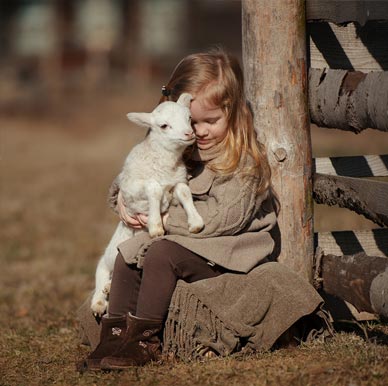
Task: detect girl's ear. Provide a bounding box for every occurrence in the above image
[176,93,193,108]
[126,112,152,128]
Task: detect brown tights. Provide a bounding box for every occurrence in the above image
[108,240,227,320]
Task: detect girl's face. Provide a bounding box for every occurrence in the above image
[190,96,228,151]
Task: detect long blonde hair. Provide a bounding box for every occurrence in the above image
[160,48,271,194]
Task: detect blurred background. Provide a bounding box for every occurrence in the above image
[0,0,242,117]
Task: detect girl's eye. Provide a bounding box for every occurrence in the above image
[160,124,168,129]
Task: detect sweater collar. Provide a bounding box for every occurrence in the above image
[191,143,224,162]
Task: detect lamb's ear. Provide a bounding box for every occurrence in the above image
[126,112,152,128]
[176,93,193,108]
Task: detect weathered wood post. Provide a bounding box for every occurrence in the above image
[242,0,313,281]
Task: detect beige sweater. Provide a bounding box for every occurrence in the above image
[108,149,277,273]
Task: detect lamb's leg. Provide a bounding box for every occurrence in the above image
[145,181,165,238]
[91,222,134,316]
[174,182,204,233]
[91,257,111,317]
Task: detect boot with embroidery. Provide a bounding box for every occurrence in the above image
[100,313,163,369]
[79,314,127,371]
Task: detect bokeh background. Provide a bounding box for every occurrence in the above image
[0,0,241,113]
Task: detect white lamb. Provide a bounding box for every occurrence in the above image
[91,93,204,316]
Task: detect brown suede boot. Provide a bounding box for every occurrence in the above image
[100,313,163,369]
[80,314,127,371]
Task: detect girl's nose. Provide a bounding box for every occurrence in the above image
[193,123,208,137]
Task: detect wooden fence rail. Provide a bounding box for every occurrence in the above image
[307,0,388,25]
[319,252,388,318]
[313,173,388,227]
[309,69,388,132]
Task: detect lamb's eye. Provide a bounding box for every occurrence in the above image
[160,124,168,129]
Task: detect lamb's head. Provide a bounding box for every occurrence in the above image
[126,93,195,149]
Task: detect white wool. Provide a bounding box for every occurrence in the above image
[91,93,204,316]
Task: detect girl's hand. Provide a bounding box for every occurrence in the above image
[162,212,169,228]
[118,191,148,229]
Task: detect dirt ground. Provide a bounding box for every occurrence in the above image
[1,88,387,386]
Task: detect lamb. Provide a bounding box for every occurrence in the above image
[91,93,204,316]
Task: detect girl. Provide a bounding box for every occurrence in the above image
[81,49,331,371]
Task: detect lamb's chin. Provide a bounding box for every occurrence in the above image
[177,138,195,146]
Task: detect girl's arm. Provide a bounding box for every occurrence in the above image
[108,179,148,230]
[107,176,120,214]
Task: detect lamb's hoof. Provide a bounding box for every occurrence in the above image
[148,224,165,238]
[91,299,108,317]
[189,218,204,233]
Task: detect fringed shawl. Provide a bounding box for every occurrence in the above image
[163,262,333,360]
[77,262,333,359]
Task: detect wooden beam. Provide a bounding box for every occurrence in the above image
[313,173,388,227]
[307,0,388,25]
[309,68,388,132]
[314,155,388,177]
[308,21,388,72]
[242,0,313,281]
[319,252,388,318]
[315,228,388,257]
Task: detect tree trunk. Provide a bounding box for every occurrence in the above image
[242,0,313,281]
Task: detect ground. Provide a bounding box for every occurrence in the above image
[1,88,387,386]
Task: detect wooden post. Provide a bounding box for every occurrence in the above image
[242,0,313,281]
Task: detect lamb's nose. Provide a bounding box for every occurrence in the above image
[185,131,195,139]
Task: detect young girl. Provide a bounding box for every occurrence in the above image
[81,49,331,371]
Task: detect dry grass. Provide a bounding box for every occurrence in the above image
[1,90,387,386]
